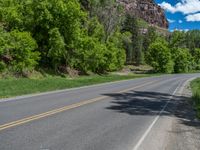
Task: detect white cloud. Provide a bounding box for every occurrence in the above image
[178,20,183,23]
[168,19,175,23]
[160,0,200,14]
[186,13,200,21]
[160,2,176,13]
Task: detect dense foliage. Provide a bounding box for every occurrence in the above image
[0,27,39,74]
[146,38,173,73]
[0,0,126,75]
[145,30,200,73]
[0,0,199,76]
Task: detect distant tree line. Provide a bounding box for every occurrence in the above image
[146,30,200,73]
[0,0,199,76]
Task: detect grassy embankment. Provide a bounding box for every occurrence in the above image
[191,78,200,118]
[0,73,156,99]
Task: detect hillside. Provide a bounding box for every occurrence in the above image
[117,0,168,29]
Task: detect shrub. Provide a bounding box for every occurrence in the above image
[146,39,173,73]
[105,31,126,71]
[9,30,40,73]
[193,48,200,69]
[48,28,66,71]
[172,48,193,73]
[72,36,107,74]
[0,61,6,72]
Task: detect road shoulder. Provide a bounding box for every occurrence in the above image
[166,80,200,150]
[136,78,200,150]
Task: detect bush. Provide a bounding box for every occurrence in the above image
[172,48,193,73]
[9,30,40,73]
[146,38,173,73]
[105,31,126,71]
[73,36,107,74]
[193,48,200,69]
[0,61,6,72]
[0,0,86,69]
[48,28,66,71]
[0,28,40,74]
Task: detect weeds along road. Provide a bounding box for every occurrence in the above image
[0,74,200,150]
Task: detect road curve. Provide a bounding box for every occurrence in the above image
[0,74,199,150]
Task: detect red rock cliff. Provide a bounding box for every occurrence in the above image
[117,0,169,28]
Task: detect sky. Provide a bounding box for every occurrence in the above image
[155,0,200,31]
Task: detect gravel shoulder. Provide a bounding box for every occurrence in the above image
[166,81,200,150]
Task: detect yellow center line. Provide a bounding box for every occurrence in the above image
[0,80,158,132]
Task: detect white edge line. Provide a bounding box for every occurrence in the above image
[0,75,163,103]
[132,77,195,150]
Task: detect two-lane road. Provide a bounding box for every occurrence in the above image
[0,74,199,150]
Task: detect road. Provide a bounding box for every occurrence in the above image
[0,74,199,150]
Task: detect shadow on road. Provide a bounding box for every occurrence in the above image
[104,90,200,129]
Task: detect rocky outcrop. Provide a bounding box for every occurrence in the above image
[117,0,168,29]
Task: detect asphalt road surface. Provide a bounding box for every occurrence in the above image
[0,74,200,150]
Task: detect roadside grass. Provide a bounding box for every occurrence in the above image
[191,78,200,118]
[0,74,155,99]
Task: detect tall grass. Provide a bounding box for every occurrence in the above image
[191,78,200,118]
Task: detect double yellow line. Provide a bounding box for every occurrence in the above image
[0,80,157,132]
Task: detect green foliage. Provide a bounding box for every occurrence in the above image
[0,61,6,72]
[143,27,158,53]
[0,27,39,73]
[0,74,151,98]
[86,17,105,41]
[186,30,200,54]
[0,0,199,76]
[168,30,200,72]
[9,30,39,72]
[194,48,200,62]
[88,0,125,40]
[193,48,200,70]
[121,32,132,64]
[172,48,192,73]
[0,0,127,75]
[106,31,126,71]
[191,79,200,118]
[48,28,66,70]
[0,0,86,66]
[146,38,173,73]
[169,31,186,48]
[123,15,144,65]
[73,36,107,73]
[72,29,126,73]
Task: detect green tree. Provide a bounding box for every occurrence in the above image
[0,0,86,68]
[185,30,200,55]
[123,15,144,65]
[48,28,66,71]
[193,48,200,70]
[169,31,186,48]
[172,48,192,73]
[143,26,158,53]
[0,27,9,72]
[146,38,173,73]
[88,0,125,40]
[106,30,126,71]
[0,27,39,73]
[9,30,40,73]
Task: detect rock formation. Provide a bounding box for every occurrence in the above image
[117,0,169,29]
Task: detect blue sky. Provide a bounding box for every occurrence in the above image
[155,0,200,31]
